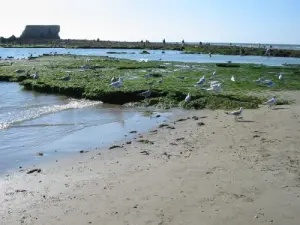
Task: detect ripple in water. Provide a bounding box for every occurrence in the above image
[0,99,101,130]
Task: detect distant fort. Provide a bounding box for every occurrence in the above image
[20,25,60,40]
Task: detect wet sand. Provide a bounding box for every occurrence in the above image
[1,101,300,225]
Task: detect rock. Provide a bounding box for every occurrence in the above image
[126,141,132,144]
[137,139,154,144]
[192,116,199,120]
[253,135,260,138]
[129,130,137,134]
[176,118,189,122]
[175,137,185,141]
[109,145,122,150]
[140,50,150,54]
[15,69,25,73]
[197,122,205,126]
[26,168,42,174]
[156,115,161,118]
[79,150,89,154]
[15,189,27,193]
[159,124,169,128]
[140,150,150,155]
[20,25,60,40]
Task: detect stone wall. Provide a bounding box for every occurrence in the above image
[20,25,60,40]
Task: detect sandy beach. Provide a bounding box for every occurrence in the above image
[1,94,300,225]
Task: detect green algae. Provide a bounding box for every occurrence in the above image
[0,55,298,110]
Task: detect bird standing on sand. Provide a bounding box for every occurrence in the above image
[185,93,191,103]
[231,75,235,82]
[264,96,276,108]
[110,77,123,88]
[227,107,243,120]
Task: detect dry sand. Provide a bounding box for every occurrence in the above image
[1,99,300,225]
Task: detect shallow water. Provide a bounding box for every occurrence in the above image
[0,83,172,173]
[0,48,300,66]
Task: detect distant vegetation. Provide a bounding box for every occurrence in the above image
[0,38,300,58]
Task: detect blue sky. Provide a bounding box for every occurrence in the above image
[1,0,299,44]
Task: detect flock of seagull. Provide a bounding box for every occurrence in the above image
[17,57,281,121]
[108,67,278,121]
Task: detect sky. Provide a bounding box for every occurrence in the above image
[1,0,299,44]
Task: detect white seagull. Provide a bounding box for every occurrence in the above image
[139,90,151,98]
[196,76,205,85]
[228,107,243,120]
[110,77,123,88]
[231,75,235,82]
[30,72,39,79]
[212,71,216,77]
[278,73,283,80]
[185,93,191,103]
[264,96,276,108]
[206,83,222,92]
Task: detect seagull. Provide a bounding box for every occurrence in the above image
[263,80,274,86]
[196,76,205,85]
[227,107,243,120]
[60,74,71,81]
[185,93,191,103]
[278,73,283,80]
[231,75,235,82]
[110,77,123,88]
[209,80,220,86]
[30,72,39,79]
[111,77,118,82]
[139,90,151,98]
[255,77,264,84]
[212,71,216,77]
[15,69,25,73]
[264,96,276,108]
[209,52,212,57]
[207,83,222,92]
[144,74,152,78]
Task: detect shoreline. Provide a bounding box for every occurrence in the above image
[1,102,300,224]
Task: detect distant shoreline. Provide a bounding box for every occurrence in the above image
[1,40,300,58]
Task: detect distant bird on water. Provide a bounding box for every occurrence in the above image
[110,77,123,88]
[185,93,191,103]
[264,96,276,108]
